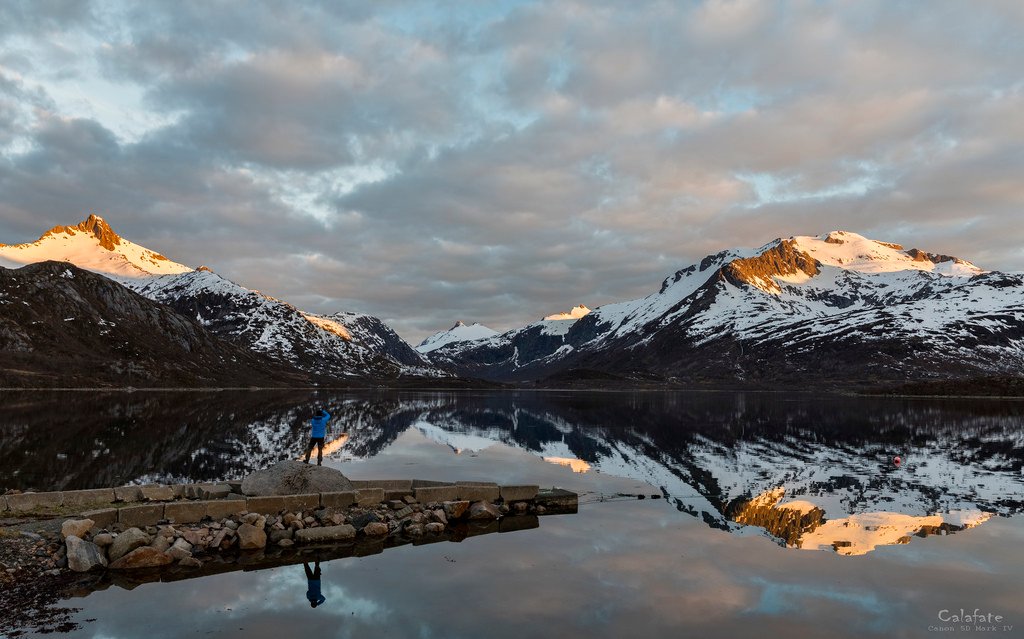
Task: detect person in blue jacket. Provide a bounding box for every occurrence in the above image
[304,408,331,465]
[304,558,326,608]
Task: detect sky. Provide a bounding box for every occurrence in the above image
[0,0,1022,344]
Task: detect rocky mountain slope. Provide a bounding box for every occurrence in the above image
[424,231,1024,387]
[127,270,432,380]
[1,216,439,381]
[0,262,309,387]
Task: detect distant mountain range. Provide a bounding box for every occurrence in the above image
[419,231,1024,388]
[2,217,1022,388]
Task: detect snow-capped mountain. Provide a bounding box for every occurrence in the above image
[416,321,499,354]
[0,214,192,277]
[1,216,439,380]
[424,231,1024,386]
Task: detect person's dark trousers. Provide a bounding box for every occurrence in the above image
[304,437,325,464]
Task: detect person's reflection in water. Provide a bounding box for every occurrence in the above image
[304,557,326,608]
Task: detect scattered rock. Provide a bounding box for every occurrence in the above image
[157,525,176,538]
[468,501,501,520]
[108,546,174,570]
[179,557,203,568]
[442,501,470,520]
[151,536,172,553]
[209,529,229,549]
[60,519,95,540]
[92,533,114,548]
[108,528,151,562]
[425,522,445,534]
[363,522,389,536]
[349,512,380,531]
[240,460,354,496]
[393,506,413,519]
[237,523,267,550]
[294,524,356,543]
[167,538,193,560]
[269,529,293,544]
[277,539,294,547]
[181,528,208,546]
[65,536,107,572]
[513,502,528,514]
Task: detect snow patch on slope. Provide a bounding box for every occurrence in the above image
[544,305,591,321]
[303,314,353,341]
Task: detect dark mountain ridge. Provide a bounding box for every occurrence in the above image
[0,261,311,388]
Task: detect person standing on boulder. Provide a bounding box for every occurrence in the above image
[304,408,331,466]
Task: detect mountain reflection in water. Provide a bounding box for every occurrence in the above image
[2,390,1021,555]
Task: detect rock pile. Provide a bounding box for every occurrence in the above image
[58,495,535,572]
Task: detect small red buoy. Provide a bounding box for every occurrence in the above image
[894,456,902,466]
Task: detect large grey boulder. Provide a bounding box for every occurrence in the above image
[241,460,354,496]
[65,535,107,572]
[108,527,151,562]
[468,501,502,520]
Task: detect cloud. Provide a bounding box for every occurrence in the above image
[1,0,1023,342]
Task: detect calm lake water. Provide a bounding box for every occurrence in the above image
[2,390,1023,638]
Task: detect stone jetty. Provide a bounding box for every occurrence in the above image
[0,462,578,583]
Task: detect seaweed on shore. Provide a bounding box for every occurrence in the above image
[0,568,86,636]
